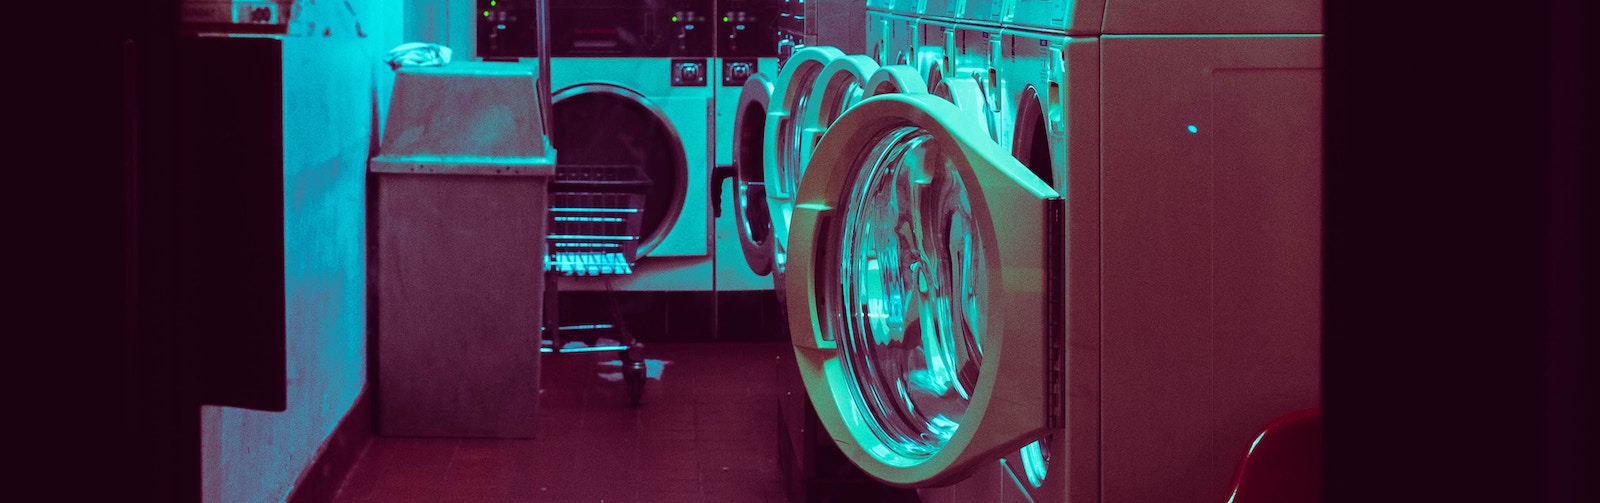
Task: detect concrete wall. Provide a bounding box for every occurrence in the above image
[200,1,402,502]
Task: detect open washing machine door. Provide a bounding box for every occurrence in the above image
[550,83,690,259]
[785,93,1065,487]
[732,73,777,276]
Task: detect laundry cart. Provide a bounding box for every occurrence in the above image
[543,162,652,406]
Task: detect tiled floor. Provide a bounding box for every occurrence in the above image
[332,342,791,503]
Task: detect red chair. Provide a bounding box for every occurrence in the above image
[1223,408,1322,503]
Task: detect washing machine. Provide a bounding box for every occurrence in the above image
[786,1,1325,502]
[714,0,783,292]
[729,72,780,279]
[863,64,931,98]
[517,0,721,293]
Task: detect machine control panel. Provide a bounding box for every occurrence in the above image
[721,59,760,86]
[479,0,717,58]
[672,58,709,86]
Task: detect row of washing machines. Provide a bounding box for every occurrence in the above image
[725,0,1326,502]
[513,0,1325,499]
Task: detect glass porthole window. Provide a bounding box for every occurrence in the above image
[826,125,989,462]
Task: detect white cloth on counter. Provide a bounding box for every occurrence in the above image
[384,43,453,70]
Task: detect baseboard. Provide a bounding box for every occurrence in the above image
[285,387,372,503]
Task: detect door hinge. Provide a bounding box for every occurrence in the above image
[1044,197,1067,429]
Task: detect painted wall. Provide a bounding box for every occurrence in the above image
[201,1,402,502]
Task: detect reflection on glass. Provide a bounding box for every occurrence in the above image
[1021,439,1047,488]
[831,126,987,461]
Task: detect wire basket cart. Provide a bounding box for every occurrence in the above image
[543,163,652,406]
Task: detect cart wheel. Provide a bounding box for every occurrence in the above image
[624,360,646,407]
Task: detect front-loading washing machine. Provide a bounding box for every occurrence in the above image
[863,64,931,97]
[786,91,1064,488]
[786,1,1325,502]
[991,27,1097,190]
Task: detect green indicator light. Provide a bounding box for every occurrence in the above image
[490,0,496,5]
[723,16,730,22]
[671,15,678,22]
[483,10,490,17]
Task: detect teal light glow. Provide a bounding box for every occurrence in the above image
[1021,440,1047,487]
[1187,124,1199,134]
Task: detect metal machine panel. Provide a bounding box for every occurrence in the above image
[1102,0,1321,34]
[1099,34,1322,502]
[807,0,867,53]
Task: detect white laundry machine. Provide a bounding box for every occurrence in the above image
[863,64,930,97]
[787,1,1325,502]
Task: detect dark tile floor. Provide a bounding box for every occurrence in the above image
[332,342,791,503]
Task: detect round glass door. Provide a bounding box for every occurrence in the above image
[786,93,1060,486]
[550,84,687,257]
[733,73,776,275]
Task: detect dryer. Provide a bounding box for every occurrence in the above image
[786,1,1325,502]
